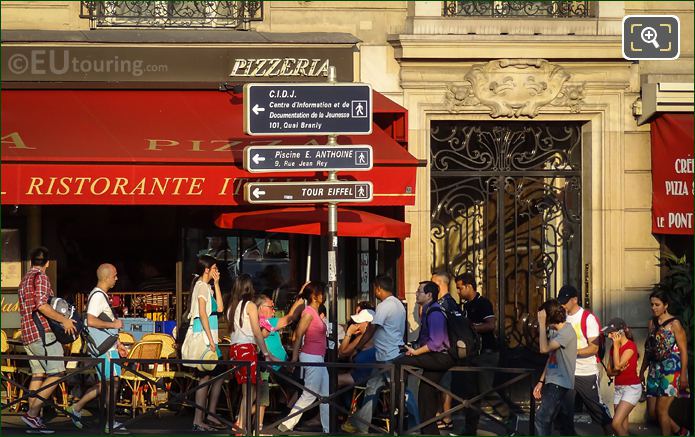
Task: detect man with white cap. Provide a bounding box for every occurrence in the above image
[338,308,377,387]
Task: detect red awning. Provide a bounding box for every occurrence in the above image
[215,206,411,239]
[1,90,417,206]
[650,113,694,235]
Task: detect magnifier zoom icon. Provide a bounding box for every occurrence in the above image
[640,26,660,48]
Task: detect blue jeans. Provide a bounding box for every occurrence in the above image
[349,359,423,432]
[535,383,570,436]
[349,362,392,432]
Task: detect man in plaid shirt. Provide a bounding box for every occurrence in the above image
[18,247,76,433]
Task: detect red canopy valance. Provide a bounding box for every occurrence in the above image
[215,206,410,239]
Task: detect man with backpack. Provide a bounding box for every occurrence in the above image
[431,271,459,430]
[453,272,504,434]
[557,284,613,435]
[67,263,127,433]
[18,247,76,433]
[396,281,454,435]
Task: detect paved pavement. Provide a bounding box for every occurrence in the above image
[1,409,662,436]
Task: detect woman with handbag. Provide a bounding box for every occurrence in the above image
[639,290,690,436]
[184,255,225,432]
[227,274,278,433]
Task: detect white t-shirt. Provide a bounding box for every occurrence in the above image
[87,287,117,352]
[565,307,599,376]
[87,287,115,322]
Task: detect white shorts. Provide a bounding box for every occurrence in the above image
[614,384,642,406]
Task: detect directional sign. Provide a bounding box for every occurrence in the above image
[243,145,373,173]
[243,83,373,135]
[244,181,373,204]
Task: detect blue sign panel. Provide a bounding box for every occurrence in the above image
[243,83,372,135]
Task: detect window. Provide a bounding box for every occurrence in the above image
[184,229,290,295]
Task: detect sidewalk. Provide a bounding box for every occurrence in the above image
[1,410,663,436]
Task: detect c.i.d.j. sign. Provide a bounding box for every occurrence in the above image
[243,83,372,135]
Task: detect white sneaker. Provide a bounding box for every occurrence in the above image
[106,421,130,434]
[66,406,83,430]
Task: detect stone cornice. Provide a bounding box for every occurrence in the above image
[389,34,623,60]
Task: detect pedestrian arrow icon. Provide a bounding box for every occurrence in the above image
[251,154,266,165]
[252,187,266,199]
[252,104,266,115]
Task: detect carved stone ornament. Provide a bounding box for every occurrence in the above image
[444,59,586,118]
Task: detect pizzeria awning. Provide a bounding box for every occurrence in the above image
[650,113,694,235]
[1,90,417,206]
[215,206,410,239]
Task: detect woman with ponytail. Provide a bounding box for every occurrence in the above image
[227,274,278,432]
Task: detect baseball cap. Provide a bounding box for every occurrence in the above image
[602,318,627,334]
[351,309,375,324]
[557,285,578,304]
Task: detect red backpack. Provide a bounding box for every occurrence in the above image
[579,309,606,363]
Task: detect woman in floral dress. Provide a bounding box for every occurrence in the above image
[640,290,690,436]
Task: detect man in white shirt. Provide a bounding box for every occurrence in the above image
[67,264,128,433]
[556,285,613,435]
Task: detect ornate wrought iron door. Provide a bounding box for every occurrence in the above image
[431,121,582,348]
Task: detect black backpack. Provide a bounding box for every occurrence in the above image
[28,271,84,346]
[32,296,84,346]
[427,305,481,362]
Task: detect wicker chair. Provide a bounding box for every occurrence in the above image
[118,340,163,417]
[118,331,136,345]
[1,330,21,411]
[140,333,178,407]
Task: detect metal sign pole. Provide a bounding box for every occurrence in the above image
[326,66,339,434]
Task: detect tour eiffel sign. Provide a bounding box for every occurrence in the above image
[244,181,373,204]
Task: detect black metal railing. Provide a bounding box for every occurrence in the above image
[80,1,263,29]
[443,1,594,17]
[107,357,252,435]
[398,365,536,435]
[1,355,107,431]
[2,355,537,435]
[256,361,396,436]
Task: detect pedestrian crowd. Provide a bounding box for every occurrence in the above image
[11,247,692,435]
